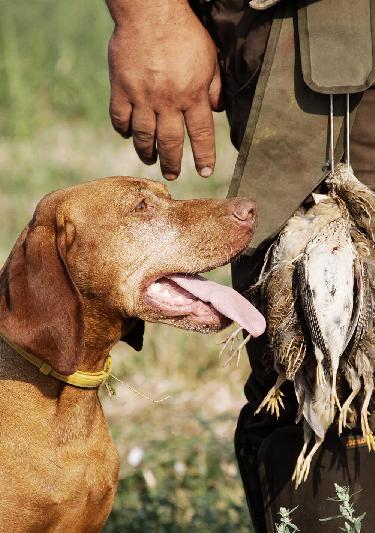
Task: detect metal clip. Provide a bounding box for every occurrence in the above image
[328,93,350,174]
[329,94,335,173]
[345,93,350,168]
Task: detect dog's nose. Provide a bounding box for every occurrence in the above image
[231,198,257,226]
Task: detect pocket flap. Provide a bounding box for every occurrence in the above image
[298,0,375,94]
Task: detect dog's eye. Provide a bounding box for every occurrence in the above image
[135,200,147,212]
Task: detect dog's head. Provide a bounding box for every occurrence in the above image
[0,177,257,375]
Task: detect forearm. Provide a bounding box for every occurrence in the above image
[106,0,192,27]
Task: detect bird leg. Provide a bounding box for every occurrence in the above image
[330,368,341,419]
[339,366,361,434]
[292,423,313,488]
[338,383,361,434]
[219,327,251,367]
[254,373,286,419]
[223,333,251,367]
[360,380,375,452]
[292,443,308,486]
[293,431,323,489]
[316,360,326,388]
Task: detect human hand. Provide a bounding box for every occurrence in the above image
[106,0,222,180]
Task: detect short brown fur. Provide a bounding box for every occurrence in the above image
[0,176,256,531]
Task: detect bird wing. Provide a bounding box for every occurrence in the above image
[297,253,328,357]
[298,219,355,366]
[344,258,369,359]
[294,369,326,439]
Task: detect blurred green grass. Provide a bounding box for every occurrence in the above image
[0,2,253,531]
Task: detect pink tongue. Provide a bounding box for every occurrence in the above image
[167,274,266,337]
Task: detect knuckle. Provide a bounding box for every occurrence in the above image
[133,129,155,143]
[189,125,212,141]
[110,111,130,132]
[157,135,183,151]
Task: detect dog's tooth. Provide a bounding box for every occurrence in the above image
[151,282,163,294]
[148,284,157,294]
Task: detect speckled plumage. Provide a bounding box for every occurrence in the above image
[263,264,306,380]
[328,163,375,241]
[339,229,375,450]
[254,197,342,419]
[252,177,375,486]
[298,218,356,415]
[270,195,342,268]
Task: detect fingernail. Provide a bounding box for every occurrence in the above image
[163,173,177,181]
[200,167,213,177]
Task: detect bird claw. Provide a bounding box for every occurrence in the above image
[292,439,322,488]
[330,390,341,420]
[361,409,374,450]
[365,432,375,453]
[338,405,353,435]
[255,387,285,419]
[219,329,251,367]
[218,327,242,358]
[292,451,312,489]
[361,411,375,452]
[292,451,304,483]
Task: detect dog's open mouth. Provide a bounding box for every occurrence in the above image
[145,273,266,337]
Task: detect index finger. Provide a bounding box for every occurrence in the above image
[184,100,215,177]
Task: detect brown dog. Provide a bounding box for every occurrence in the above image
[0,176,259,532]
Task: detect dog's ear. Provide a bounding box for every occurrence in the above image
[121,319,144,351]
[0,209,85,375]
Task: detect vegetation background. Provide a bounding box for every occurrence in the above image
[0,1,254,531]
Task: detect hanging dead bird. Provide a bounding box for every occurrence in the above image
[350,336,375,452]
[255,263,306,418]
[338,228,375,451]
[250,173,375,485]
[254,195,344,418]
[350,226,375,290]
[357,333,375,452]
[293,356,337,487]
[327,163,375,242]
[297,218,357,418]
[340,323,375,453]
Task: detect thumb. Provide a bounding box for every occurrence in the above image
[208,63,224,112]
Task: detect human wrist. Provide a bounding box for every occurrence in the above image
[106,0,191,28]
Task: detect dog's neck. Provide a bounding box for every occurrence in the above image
[79,301,124,372]
[0,335,111,449]
[0,304,131,393]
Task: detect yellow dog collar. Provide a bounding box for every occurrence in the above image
[0,331,112,389]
